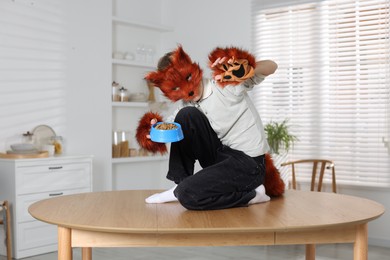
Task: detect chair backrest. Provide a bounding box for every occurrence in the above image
[1,200,7,224]
[1,200,13,260]
[0,200,4,223]
[281,159,337,193]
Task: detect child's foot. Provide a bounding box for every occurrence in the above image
[145,185,178,203]
[248,185,270,205]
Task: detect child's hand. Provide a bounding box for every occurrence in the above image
[210,57,227,68]
[211,57,228,81]
[136,111,167,154]
[146,118,158,139]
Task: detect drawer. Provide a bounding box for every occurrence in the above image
[17,220,57,251]
[16,162,91,195]
[17,188,91,223]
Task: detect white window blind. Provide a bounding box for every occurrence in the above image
[251,0,390,187]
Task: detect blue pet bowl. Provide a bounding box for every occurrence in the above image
[150,122,184,143]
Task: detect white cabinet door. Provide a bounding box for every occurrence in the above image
[17,188,91,223]
[0,155,93,259]
[16,162,91,195]
[16,221,57,255]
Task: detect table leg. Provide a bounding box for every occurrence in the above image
[82,247,92,260]
[58,226,72,260]
[305,244,316,260]
[354,223,368,260]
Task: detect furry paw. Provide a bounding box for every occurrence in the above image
[208,47,256,87]
[136,112,167,154]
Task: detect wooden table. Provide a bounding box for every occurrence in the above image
[28,190,384,260]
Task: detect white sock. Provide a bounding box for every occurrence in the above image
[145,185,178,204]
[248,185,270,205]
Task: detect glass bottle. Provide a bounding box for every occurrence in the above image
[51,136,64,155]
[112,81,120,102]
[119,87,129,102]
[22,131,34,144]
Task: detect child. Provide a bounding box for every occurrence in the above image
[139,45,280,210]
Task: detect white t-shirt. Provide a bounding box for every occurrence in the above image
[169,75,270,157]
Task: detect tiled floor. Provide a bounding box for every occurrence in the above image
[2,244,390,260]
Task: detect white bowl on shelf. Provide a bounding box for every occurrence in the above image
[10,143,37,152]
[130,93,148,102]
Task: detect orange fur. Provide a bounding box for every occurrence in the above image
[145,45,203,102]
[208,47,256,87]
[138,46,202,156]
[264,153,285,197]
[136,112,167,155]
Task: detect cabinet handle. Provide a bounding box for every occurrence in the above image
[48,166,63,170]
[49,192,64,197]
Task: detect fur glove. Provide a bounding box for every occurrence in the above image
[208,47,256,87]
[136,112,167,155]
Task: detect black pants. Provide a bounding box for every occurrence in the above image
[167,107,265,210]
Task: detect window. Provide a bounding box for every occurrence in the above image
[252,0,390,187]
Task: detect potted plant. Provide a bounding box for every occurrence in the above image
[264,119,298,155]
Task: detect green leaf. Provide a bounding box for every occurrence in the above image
[264,119,298,154]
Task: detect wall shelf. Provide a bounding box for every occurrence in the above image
[112,16,174,32]
[111,2,174,190]
[112,101,149,108]
[112,155,168,164]
[112,58,156,69]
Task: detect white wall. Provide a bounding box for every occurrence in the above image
[0,0,69,150]
[161,0,252,76]
[0,0,111,192]
[63,0,111,191]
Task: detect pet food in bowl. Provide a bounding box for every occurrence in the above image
[150,122,184,143]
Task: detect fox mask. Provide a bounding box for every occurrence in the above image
[145,45,203,102]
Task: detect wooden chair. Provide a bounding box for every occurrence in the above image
[0,200,12,260]
[281,159,337,193]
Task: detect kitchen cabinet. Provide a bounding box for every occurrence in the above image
[0,155,92,259]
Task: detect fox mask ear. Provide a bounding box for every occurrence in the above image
[145,71,165,88]
[145,45,201,89]
[170,45,194,69]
